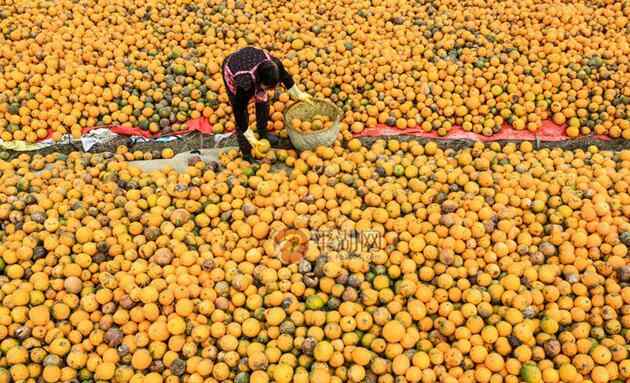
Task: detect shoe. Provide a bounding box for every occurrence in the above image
[266,133,282,147]
[259,132,283,147]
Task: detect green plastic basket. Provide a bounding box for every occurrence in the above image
[283,98,342,151]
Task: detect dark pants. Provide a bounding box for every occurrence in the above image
[222,60,270,156]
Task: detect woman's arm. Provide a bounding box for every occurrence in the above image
[273,57,312,103]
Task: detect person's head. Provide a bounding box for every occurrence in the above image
[257,60,280,89]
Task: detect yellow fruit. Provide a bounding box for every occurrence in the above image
[273,363,294,383]
[382,320,405,343]
[265,307,286,326]
[94,363,115,380]
[167,316,186,335]
[131,349,152,370]
[314,341,334,362]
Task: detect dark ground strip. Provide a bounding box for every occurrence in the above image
[3,132,630,161]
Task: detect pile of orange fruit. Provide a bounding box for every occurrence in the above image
[0,0,628,143]
[291,115,334,133]
[0,139,629,383]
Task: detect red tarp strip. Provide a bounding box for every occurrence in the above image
[355,119,610,142]
[38,117,609,143]
[36,118,215,141]
[82,118,215,139]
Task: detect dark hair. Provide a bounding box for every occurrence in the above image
[257,60,280,87]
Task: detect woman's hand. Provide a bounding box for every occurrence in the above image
[288,85,314,104]
[244,128,260,147]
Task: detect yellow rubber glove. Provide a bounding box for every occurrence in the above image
[244,128,260,148]
[288,85,314,105]
[244,128,271,158]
